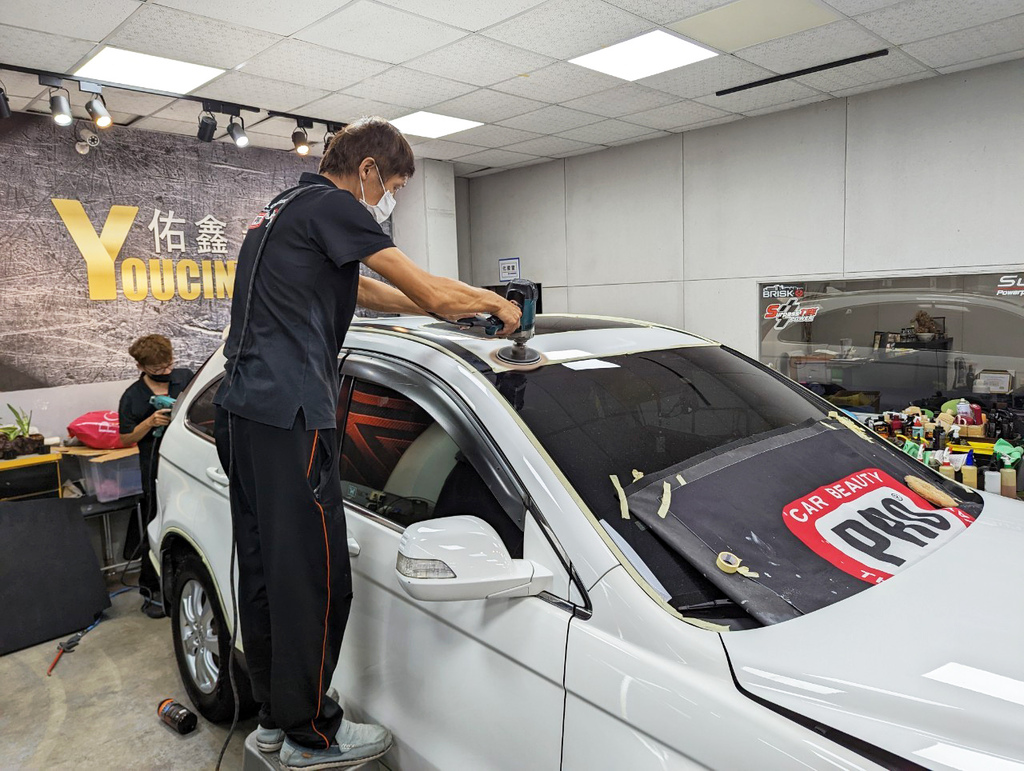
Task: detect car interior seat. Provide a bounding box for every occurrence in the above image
[383,422,460,507]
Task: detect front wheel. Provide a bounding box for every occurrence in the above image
[170,553,256,722]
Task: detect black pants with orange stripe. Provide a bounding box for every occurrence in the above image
[225,410,353,749]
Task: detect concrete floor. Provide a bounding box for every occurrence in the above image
[0,580,259,770]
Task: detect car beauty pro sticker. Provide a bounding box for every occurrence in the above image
[783,468,974,584]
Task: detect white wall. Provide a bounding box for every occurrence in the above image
[464,60,1024,356]
[3,379,133,439]
[392,158,459,278]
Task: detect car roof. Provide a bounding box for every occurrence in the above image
[348,313,716,374]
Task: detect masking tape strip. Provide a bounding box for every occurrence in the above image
[610,474,629,520]
[657,481,671,519]
[676,474,686,486]
[632,469,645,482]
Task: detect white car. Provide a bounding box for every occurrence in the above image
[152,314,1024,770]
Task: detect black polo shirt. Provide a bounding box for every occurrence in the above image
[216,172,395,430]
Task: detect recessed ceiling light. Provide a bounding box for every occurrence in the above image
[390,111,482,139]
[569,30,717,81]
[74,47,224,94]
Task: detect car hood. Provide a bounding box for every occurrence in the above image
[721,492,1024,770]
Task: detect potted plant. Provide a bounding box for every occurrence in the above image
[1,405,45,457]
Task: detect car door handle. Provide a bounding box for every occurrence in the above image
[206,467,229,486]
[348,537,360,557]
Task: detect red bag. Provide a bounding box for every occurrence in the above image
[67,411,125,450]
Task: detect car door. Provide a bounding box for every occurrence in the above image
[330,353,572,771]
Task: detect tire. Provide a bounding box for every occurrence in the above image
[170,552,256,722]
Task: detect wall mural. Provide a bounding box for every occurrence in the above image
[0,113,390,392]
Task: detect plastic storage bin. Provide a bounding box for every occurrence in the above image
[78,454,143,502]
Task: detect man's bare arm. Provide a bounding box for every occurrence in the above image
[357,275,423,314]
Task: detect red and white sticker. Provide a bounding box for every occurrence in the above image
[783,468,974,584]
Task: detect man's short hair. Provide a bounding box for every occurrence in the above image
[129,334,173,367]
[319,116,415,182]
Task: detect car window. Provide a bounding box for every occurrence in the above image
[339,378,524,557]
[185,376,223,441]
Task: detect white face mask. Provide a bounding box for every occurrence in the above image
[359,162,397,224]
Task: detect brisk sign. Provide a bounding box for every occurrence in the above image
[783,468,974,584]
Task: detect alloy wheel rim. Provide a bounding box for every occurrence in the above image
[179,579,220,694]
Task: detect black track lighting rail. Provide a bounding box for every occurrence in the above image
[715,49,889,96]
[268,111,346,134]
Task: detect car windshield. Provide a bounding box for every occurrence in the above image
[488,345,983,629]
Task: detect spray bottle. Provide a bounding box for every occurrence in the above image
[984,458,1002,495]
[1000,453,1017,498]
[961,451,978,489]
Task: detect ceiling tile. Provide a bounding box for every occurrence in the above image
[456,147,541,167]
[453,161,488,176]
[639,55,773,98]
[820,0,901,14]
[241,40,390,92]
[194,72,329,112]
[0,70,50,99]
[295,1,466,65]
[607,129,672,145]
[244,116,302,137]
[557,118,659,144]
[558,145,605,158]
[492,62,623,103]
[464,167,507,177]
[297,93,410,123]
[680,114,742,132]
[0,0,140,42]
[936,48,1024,74]
[132,116,201,136]
[626,99,732,130]
[107,3,281,69]
[374,0,548,32]
[0,25,96,72]
[412,139,482,160]
[605,0,734,26]
[482,0,653,59]
[796,48,928,92]
[743,92,832,116]
[152,98,238,123]
[153,0,349,36]
[696,79,820,113]
[343,68,476,109]
[505,135,592,156]
[508,156,556,169]
[735,20,885,73]
[902,14,1024,68]
[445,123,541,147]
[669,0,841,53]
[561,83,678,117]
[856,0,1024,45]
[406,36,555,87]
[5,95,36,112]
[830,70,934,96]
[429,89,549,122]
[498,105,604,133]
[95,87,177,117]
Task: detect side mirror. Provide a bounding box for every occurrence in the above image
[396,515,552,602]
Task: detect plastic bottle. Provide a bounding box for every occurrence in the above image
[157,699,197,735]
[984,468,1002,494]
[938,461,955,480]
[1000,459,1017,499]
[961,463,978,489]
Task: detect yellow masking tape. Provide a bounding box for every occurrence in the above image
[657,481,671,519]
[610,475,629,520]
[716,551,741,573]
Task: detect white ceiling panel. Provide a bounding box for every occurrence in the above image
[736,20,886,72]
[106,3,281,70]
[464,167,507,177]
[681,114,743,132]
[411,139,482,160]
[936,48,1024,74]
[855,0,1024,45]
[295,1,466,65]
[796,48,927,92]
[194,72,329,112]
[830,70,934,97]
[482,0,653,60]
[0,70,50,99]
[456,147,541,167]
[743,92,832,116]
[605,0,736,26]
[343,67,476,109]
[298,93,410,123]
[491,62,623,103]
[0,0,140,43]
[626,99,733,130]
[452,161,488,176]
[607,129,672,145]
[561,83,678,117]
[406,36,555,87]
[5,94,37,112]
[498,105,604,133]
[696,78,821,113]
[508,156,556,169]
[153,0,348,36]
[132,115,201,136]
[151,98,250,123]
[245,116,303,137]
[0,25,96,72]
[902,14,1024,69]
[241,40,390,93]
[97,87,177,117]
[821,0,902,15]
[558,144,605,158]
[505,135,592,156]
[428,89,549,123]
[445,123,542,147]
[638,55,774,99]
[557,118,660,144]
[374,0,549,32]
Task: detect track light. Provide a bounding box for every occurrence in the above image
[49,90,73,126]
[85,96,112,128]
[292,127,309,156]
[0,86,11,120]
[197,112,217,142]
[227,118,249,148]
